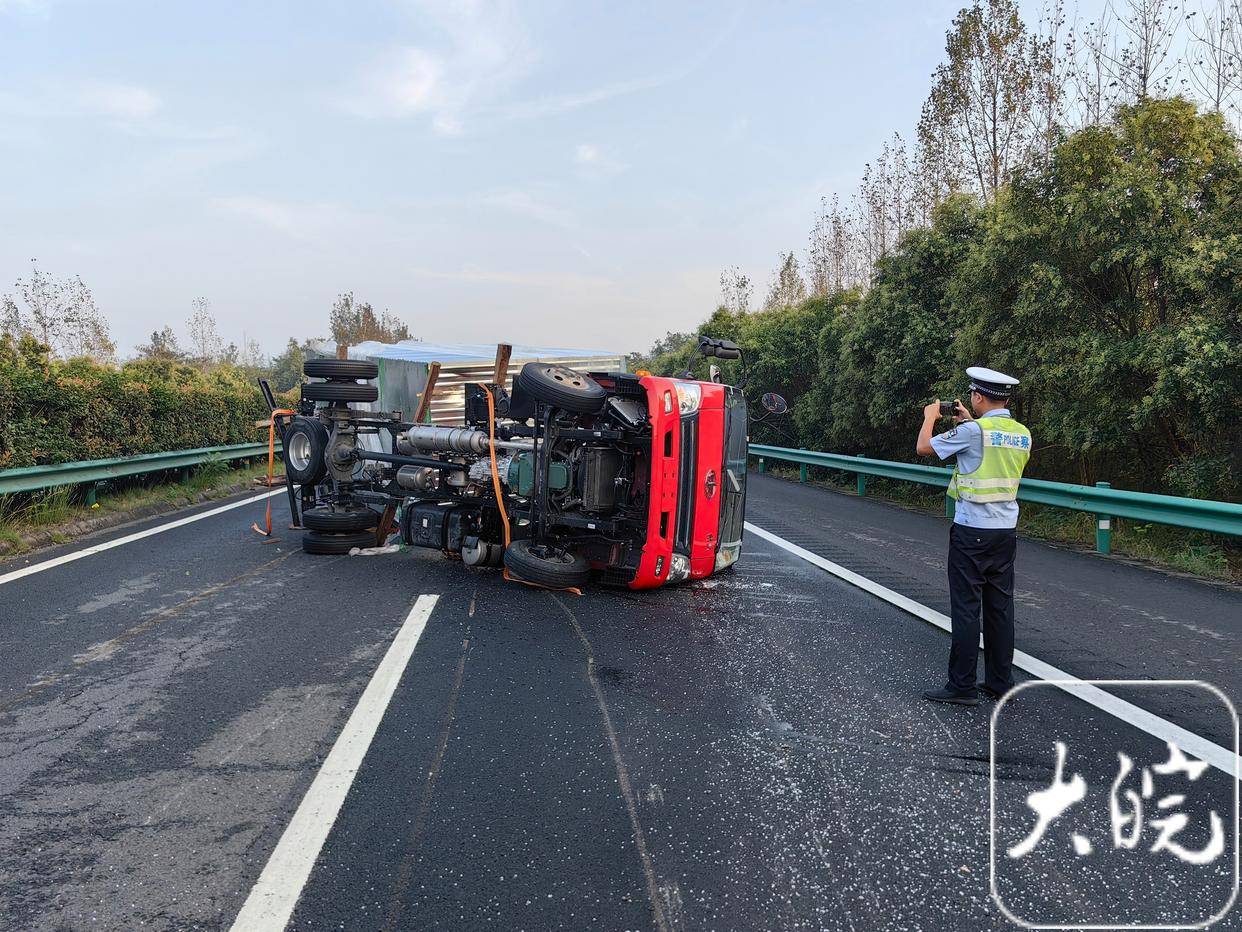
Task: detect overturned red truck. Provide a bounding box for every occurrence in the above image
[264,338,779,589]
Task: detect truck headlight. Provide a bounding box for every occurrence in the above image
[674,382,701,416]
[715,545,740,571]
[667,552,691,582]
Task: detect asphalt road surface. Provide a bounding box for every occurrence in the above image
[0,475,1237,931]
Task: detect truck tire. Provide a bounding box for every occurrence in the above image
[282,416,328,486]
[516,363,606,414]
[302,505,378,533]
[503,540,591,588]
[302,530,376,555]
[302,381,380,403]
[303,358,379,380]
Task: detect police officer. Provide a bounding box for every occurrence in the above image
[915,367,1031,706]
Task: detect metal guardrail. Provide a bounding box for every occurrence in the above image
[0,442,278,504]
[749,444,1242,553]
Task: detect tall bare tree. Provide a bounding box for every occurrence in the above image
[5,261,115,363]
[1066,7,1120,126]
[1029,0,1070,154]
[1106,0,1184,100]
[920,0,1036,201]
[808,195,863,295]
[719,266,753,313]
[1185,0,1241,114]
[186,296,222,365]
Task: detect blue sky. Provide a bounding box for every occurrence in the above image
[0,0,1074,357]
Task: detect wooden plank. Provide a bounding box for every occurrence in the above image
[492,343,513,386]
[413,361,441,423]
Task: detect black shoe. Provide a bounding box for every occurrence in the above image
[922,687,979,706]
[977,684,1011,701]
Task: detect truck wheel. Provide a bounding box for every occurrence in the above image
[302,530,377,555]
[303,358,379,380]
[303,505,378,533]
[503,540,591,588]
[302,381,380,403]
[283,416,328,485]
[516,363,606,414]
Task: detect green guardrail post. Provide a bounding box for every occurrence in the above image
[855,454,866,496]
[799,463,808,483]
[84,482,97,507]
[758,458,766,474]
[180,467,191,484]
[1095,481,1112,554]
[945,495,955,519]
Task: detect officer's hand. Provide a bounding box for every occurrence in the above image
[923,400,942,420]
[953,400,972,422]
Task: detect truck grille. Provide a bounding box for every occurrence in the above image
[717,389,748,549]
[673,414,698,553]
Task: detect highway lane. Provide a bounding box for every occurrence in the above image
[0,482,1237,930]
[745,472,1242,751]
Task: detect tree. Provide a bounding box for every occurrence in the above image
[808,195,864,295]
[238,336,267,373]
[1185,0,1241,115]
[1106,0,1183,101]
[1029,0,1070,154]
[951,97,1242,495]
[4,261,116,364]
[269,338,316,392]
[135,326,184,362]
[1066,8,1120,127]
[763,252,808,310]
[920,0,1037,200]
[186,297,222,366]
[719,266,753,314]
[329,292,412,356]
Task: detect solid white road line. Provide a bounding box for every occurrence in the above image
[229,593,440,932]
[0,489,284,587]
[745,521,1240,780]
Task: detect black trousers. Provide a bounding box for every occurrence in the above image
[946,524,1017,694]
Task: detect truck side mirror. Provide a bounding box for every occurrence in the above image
[697,336,742,360]
[761,392,788,414]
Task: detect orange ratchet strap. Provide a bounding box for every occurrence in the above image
[253,408,296,537]
[480,383,581,595]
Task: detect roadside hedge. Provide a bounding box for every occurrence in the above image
[0,335,273,469]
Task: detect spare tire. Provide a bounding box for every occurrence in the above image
[503,539,591,588]
[516,363,606,414]
[282,416,328,486]
[302,381,380,403]
[303,358,379,380]
[302,505,378,533]
[302,530,377,555]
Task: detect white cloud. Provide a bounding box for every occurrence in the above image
[211,196,345,242]
[0,0,51,14]
[334,0,534,134]
[474,188,574,229]
[0,80,163,123]
[573,142,627,178]
[77,82,161,121]
[501,73,675,123]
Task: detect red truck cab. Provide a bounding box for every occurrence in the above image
[629,376,749,589]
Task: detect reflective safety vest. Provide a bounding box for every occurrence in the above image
[947,415,1032,504]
